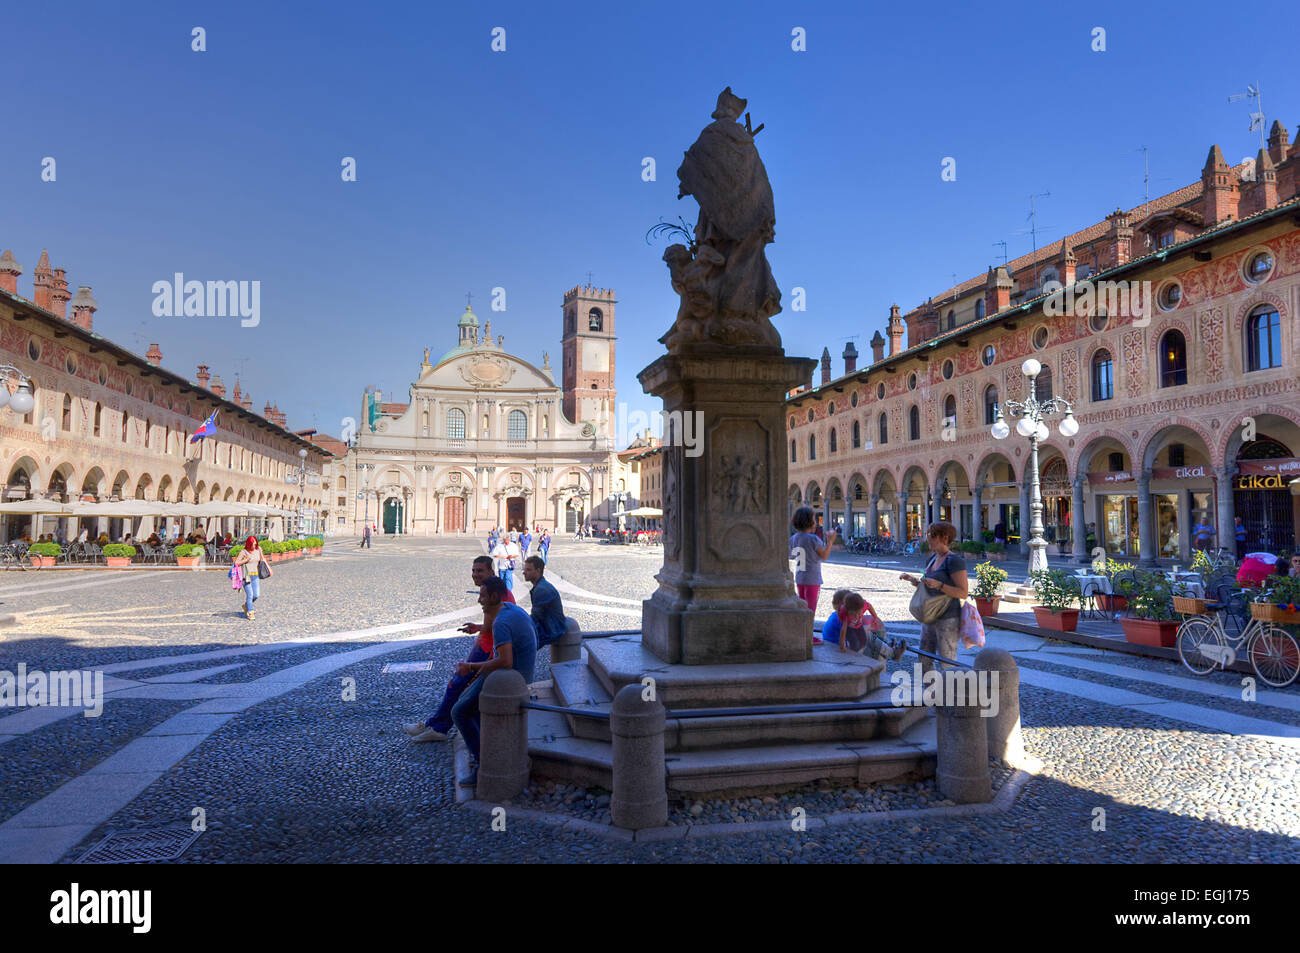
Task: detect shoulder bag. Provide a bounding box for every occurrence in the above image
[908,555,953,624]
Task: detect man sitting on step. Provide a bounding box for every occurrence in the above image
[522,555,566,649]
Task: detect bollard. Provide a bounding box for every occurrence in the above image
[476,669,530,802]
[974,647,1023,767]
[935,692,992,805]
[551,616,582,664]
[609,683,667,830]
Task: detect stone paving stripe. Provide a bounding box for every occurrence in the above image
[562,601,642,619]
[143,663,249,683]
[0,573,145,599]
[1016,667,1300,746]
[0,824,98,864]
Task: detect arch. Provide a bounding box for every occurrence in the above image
[804,480,822,506]
[195,480,207,502]
[907,404,920,441]
[237,489,247,502]
[209,483,221,501]
[134,473,153,500]
[788,484,803,504]
[157,474,175,503]
[1233,290,1287,333]
[81,467,106,500]
[899,465,929,501]
[873,468,898,499]
[825,476,843,502]
[222,487,234,501]
[493,468,536,494]
[935,459,972,491]
[1157,328,1188,387]
[847,470,869,499]
[1244,303,1284,372]
[974,451,1016,488]
[1138,419,1215,472]
[1218,407,1300,467]
[5,458,40,500]
[1071,431,1135,477]
[982,383,1000,426]
[110,470,132,501]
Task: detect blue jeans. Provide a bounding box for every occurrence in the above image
[428,643,489,733]
[451,671,488,762]
[540,547,549,565]
[244,575,260,613]
[499,568,513,591]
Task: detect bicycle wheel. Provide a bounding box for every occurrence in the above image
[1248,624,1300,688]
[1176,617,1223,676]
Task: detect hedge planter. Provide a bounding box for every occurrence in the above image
[176,555,201,568]
[1096,594,1129,612]
[975,596,1001,618]
[105,557,132,568]
[1032,607,1080,632]
[1121,617,1179,647]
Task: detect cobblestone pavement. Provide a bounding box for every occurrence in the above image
[0,536,1296,863]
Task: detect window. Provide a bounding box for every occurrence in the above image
[876,383,885,400]
[943,395,956,432]
[982,345,995,366]
[975,299,986,320]
[850,392,858,408]
[791,439,797,463]
[809,435,816,460]
[1246,251,1274,282]
[789,415,796,430]
[984,385,999,425]
[907,372,917,391]
[338,496,347,506]
[1091,350,1114,401]
[1108,452,1125,472]
[1158,282,1182,310]
[27,338,40,361]
[807,409,814,423]
[945,310,955,330]
[942,359,954,380]
[65,355,77,374]
[1159,230,1175,248]
[588,308,603,331]
[1089,308,1109,334]
[62,394,72,431]
[1032,326,1049,350]
[829,428,837,452]
[908,405,920,441]
[879,413,888,445]
[507,410,527,441]
[447,408,466,440]
[1036,364,1053,401]
[1246,306,1282,371]
[828,402,835,415]
[144,420,152,449]
[1159,330,1187,387]
[121,412,130,442]
[1168,443,1185,467]
[851,420,860,448]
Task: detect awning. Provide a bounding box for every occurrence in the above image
[0,499,73,515]
[626,506,663,517]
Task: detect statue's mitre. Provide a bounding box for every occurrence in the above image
[711,86,747,120]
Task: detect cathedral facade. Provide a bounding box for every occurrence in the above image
[342,286,623,535]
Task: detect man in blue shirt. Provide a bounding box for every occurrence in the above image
[523,556,566,649]
[1192,518,1215,552]
[451,576,537,787]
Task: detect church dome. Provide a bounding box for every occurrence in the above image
[457,306,479,327]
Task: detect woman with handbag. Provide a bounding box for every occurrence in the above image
[900,522,968,675]
[232,535,272,620]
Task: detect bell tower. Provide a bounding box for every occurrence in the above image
[561,285,616,430]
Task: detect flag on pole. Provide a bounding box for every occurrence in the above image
[190,409,219,443]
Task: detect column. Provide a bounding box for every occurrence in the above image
[1018,473,1032,556]
[843,498,852,538]
[972,485,983,543]
[931,485,942,527]
[823,498,832,536]
[1136,469,1156,567]
[869,493,879,537]
[1215,464,1236,553]
[1071,476,1087,563]
[1176,488,1192,564]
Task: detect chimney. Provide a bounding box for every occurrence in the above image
[0,250,22,295]
[210,376,226,398]
[69,285,98,331]
[886,304,905,357]
[1104,209,1134,266]
[820,347,831,385]
[985,266,1012,315]
[50,268,71,319]
[1200,145,1239,227]
[910,298,939,348]
[1059,241,1077,287]
[146,343,162,366]
[241,393,253,411]
[264,400,275,418]
[232,379,242,403]
[870,330,886,364]
[1254,147,1278,212]
[1268,120,1290,167]
[842,341,858,375]
[196,364,211,387]
[32,249,53,311]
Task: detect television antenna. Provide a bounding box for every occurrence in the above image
[1228,83,1266,151]
[992,240,1009,268]
[1012,193,1051,285]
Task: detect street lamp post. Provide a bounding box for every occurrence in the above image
[297,448,308,537]
[991,358,1080,576]
[0,365,37,417]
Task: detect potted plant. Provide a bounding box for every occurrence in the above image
[972,560,1008,617]
[174,543,203,568]
[1095,559,1135,612]
[1029,568,1080,631]
[1252,574,1300,626]
[103,543,136,568]
[27,541,61,568]
[981,529,995,545]
[1120,572,1180,646]
[309,536,323,554]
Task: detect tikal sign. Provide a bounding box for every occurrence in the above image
[1236,474,1288,490]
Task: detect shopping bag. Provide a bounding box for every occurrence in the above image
[959,601,986,650]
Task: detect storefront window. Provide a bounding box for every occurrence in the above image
[1101,495,1139,557]
[1155,493,1179,558]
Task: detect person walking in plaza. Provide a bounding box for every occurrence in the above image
[452,576,537,787]
[491,533,514,592]
[790,506,834,643]
[232,535,270,621]
[359,523,371,549]
[522,555,566,650]
[539,528,551,564]
[520,528,533,558]
[900,522,967,676]
[1192,516,1215,552]
[405,556,515,743]
[506,532,521,588]
[1234,516,1248,560]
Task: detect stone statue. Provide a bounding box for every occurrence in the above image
[663,87,781,352]
[542,351,550,368]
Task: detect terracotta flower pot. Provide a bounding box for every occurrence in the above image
[1120,617,1179,647]
[105,557,131,568]
[1032,607,1079,632]
[975,596,1001,618]
[1096,594,1129,611]
[176,556,201,568]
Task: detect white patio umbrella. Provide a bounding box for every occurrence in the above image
[626,506,663,518]
[0,499,73,514]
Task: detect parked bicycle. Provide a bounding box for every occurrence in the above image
[1,542,32,571]
[1175,588,1300,688]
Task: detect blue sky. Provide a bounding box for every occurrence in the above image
[4,0,1296,445]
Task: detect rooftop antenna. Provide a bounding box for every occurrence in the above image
[1138,145,1150,212]
[1228,83,1266,151]
[992,240,1009,268]
[1013,192,1052,286]
[585,271,594,287]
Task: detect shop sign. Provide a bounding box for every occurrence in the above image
[1237,458,1300,477]
[1235,474,1288,490]
[1151,465,1207,480]
[1088,471,1133,485]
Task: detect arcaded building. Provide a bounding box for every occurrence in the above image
[789,121,1300,564]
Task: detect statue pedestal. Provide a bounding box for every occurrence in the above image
[638,346,815,665]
